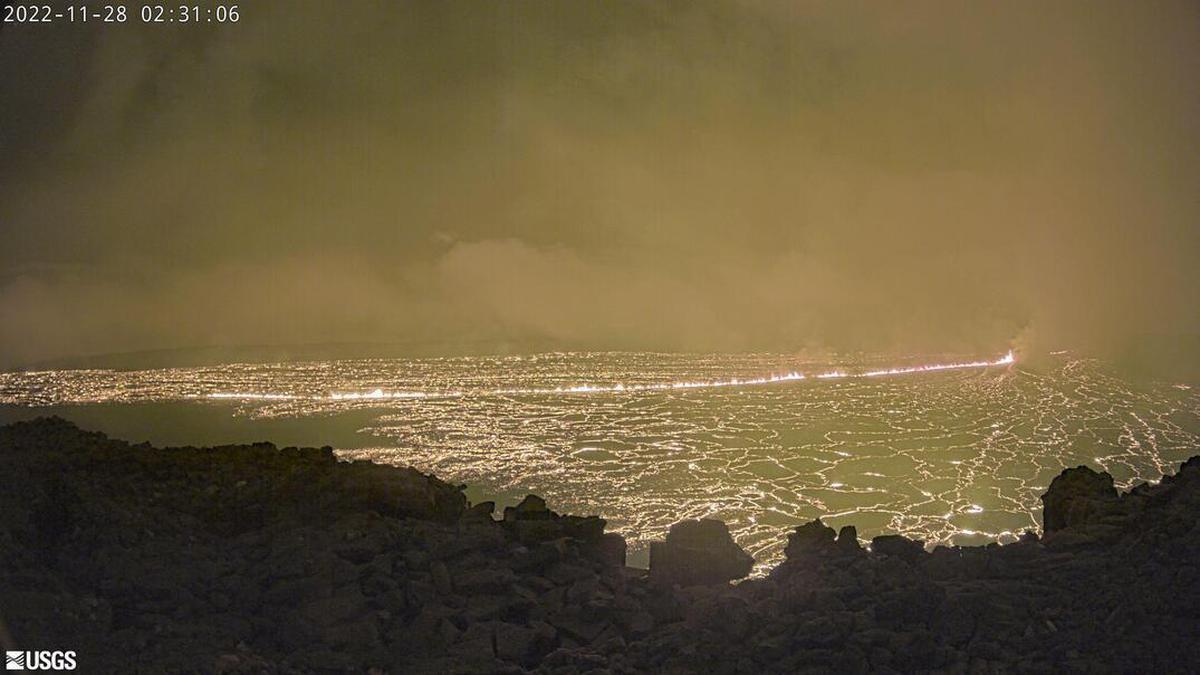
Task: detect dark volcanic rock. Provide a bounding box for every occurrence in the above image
[870,534,926,562]
[1041,464,1119,532]
[648,518,754,587]
[505,494,551,521]
[784,519,837,559]
[460,501,496,523]
[594,532,628,568]
[2,418,1199,674]
[835,525,861,552]
[497,494,624,570]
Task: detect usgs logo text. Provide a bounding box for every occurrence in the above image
[5,651,77,671]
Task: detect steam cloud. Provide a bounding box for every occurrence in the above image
[1,1,1197,369]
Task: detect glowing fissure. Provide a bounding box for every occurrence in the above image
[206,351,1015,402]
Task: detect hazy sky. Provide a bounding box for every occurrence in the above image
[1,1,1198,367]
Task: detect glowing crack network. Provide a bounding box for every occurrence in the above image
[2,349,1197,571]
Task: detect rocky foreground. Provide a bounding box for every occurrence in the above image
[1,418,1198,674]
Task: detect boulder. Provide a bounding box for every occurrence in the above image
[504,495,552,522]
[430,561,453,595]
[336,462,467,523]
[648,519,754,587]
[594,532,627,567]
[558,515,606,541]
[870,535,925,562]
[494,621,539,663]
[454,568,518,595]
[501,496,614,556]
[461,501,496,524]
[836,526,861,552]
[1041,465,1119,532]
[784,519,837,559]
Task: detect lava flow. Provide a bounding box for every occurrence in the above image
[207,351,1016,402]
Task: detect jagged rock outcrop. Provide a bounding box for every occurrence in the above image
[648,518,755,587]
[784,518,837,558]
[0,418,630,673]
[1041,464,1120,532]
[870,534,926,562]
[2,417,1198,674]
[784,521,864,559]
[502,494,627,567]
[835,525,861,552]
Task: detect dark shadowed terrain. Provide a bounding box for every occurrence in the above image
[1,418,1198,673]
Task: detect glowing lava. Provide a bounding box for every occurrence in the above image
[861,350,1014,378]
[206,351,1016,402]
